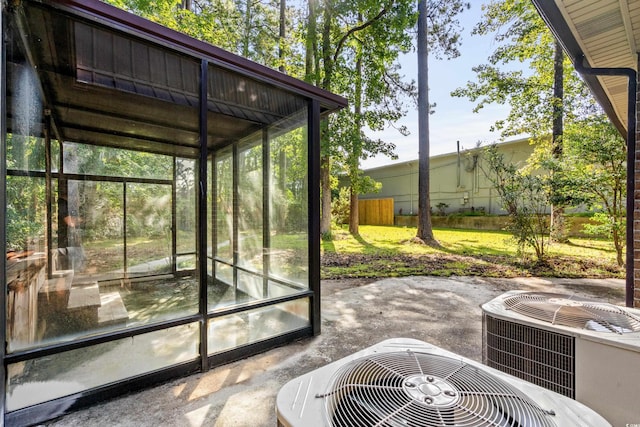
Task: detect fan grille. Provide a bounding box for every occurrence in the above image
[504,292,640,334]
[320,350,556,427]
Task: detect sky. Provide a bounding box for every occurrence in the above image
[362,3,524,169]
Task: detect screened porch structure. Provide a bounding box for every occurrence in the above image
[1,0,346,425]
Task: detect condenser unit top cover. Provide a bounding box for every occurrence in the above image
[276,338,610,427]
[482,290,640,352]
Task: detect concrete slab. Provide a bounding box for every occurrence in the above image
[47,276,625,427]
[97,291,129,326]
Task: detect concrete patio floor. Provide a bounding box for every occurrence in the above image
[47,275,625,427]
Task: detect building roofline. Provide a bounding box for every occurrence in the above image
[362,137,533,173]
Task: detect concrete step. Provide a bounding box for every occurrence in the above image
[98,292,129,326]
[38,270,75,313]
[67,282,101,311]
[40,270,74,294]
[63,282,101,328]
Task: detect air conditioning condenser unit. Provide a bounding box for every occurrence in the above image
[277,338,610,426]
[482,290,640,427]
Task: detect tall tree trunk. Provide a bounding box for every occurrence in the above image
[305,0,319,85]
[242,0,252,58]
[320,155,331,235]
[305,0,331,239]
[349,31,363,235]
[279,0,286,72]
[550,41,566,243]
[304,0,315,82]
[319,4,334,235]
[416,0,437,245]
[349,187,359,235]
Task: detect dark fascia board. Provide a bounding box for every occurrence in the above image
[49,0,347,113]
[531,0,627,139]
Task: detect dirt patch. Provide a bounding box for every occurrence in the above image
[321,253,624,280]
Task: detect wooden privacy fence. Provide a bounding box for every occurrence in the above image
[359,198,394,225]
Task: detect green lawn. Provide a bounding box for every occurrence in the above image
[321,225,623,280]
[77,225,623,280]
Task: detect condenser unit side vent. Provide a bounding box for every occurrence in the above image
[483,313,575,398]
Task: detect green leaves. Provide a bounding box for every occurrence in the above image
[483,144,550,261]
[563,115,627,265]
[451,0,591,138]
[423,0,470,60]
[104,0,470,234]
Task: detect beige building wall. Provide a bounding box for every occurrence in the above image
[360,138,535,215]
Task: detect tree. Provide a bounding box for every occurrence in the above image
[308,0,417,236]
[563,115,627,266]
[105,0,240,52]
[238,0,283,67]
[550,40,566,242]
[415,0,469,244]
[451,0,595,242]
[106,0,416,237]
[451,0,592,138]
[279,0,286,72]
[416,0,432,244]
[483,144,549,262]
[335,7,416,235]
[346,32,365,235]
[105,0,299,71]
[304,0,319,84]
[5,135,47,251]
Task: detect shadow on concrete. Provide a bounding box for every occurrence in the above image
[49,275,625,427]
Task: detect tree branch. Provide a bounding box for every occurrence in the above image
[333,6,389,63]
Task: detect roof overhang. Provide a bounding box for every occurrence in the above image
[56,0,347,114]
[532,0,637,307]
[531,0,638,139]
[6,0,346,157]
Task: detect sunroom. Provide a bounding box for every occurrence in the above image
[1,0,346,424]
